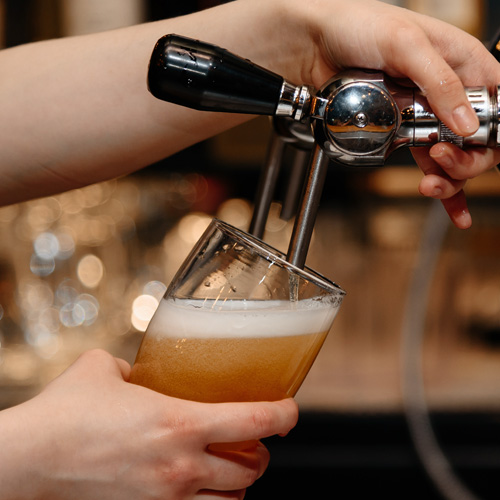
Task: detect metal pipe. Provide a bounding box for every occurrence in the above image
[248,133,285,238]
[280,147,310,221]
[286,146,329,269]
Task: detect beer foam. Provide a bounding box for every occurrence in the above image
[147,298,340,339]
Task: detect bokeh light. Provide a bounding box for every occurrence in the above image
[77,255,104,289]
[131,294,159,332]
[177,213,212,244]
[30,254,55,277]
[216,198,252,229]
[143,280,167,301]
[34,232,60,259]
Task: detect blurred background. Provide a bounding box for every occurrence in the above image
[0,0,499,499]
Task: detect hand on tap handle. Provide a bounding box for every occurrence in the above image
[1,0,499,231]
[149,35,499,168]
[147,22,500,230]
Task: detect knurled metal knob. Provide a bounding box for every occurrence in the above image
[438,122,464,147]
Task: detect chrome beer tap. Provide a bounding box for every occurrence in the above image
[248,117,314,240]
[147,34,500,268]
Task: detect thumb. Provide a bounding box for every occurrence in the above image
[54,349,132,385]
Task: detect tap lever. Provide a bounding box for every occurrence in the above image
[148,34,285,115]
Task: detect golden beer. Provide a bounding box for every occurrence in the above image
[130,297,339,402]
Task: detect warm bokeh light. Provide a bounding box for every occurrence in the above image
[19,279,54,311]
[216,198,252,229]
[77,254,104,289]
[177,213,212,244]
[131,294,159,332]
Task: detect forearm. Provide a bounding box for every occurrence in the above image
[0,402,42,500]
[1,0,498,226]
[0,0,303,205]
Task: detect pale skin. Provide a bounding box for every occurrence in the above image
[0,0,499,225]
[0,350,298,500]
[0,0,499,499]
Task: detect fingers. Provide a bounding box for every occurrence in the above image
[201,441,270,492]
[196,489,247,500]
[412,147,471,228]
[172,398,296,496]
[44,350,132,394]
[140,397,297,495]
[113,357,132,381]
[409,46,478,137]
[414,147,467,198]
[379,20,478,137]
[373,8,500,137]
[199,398,299,445]
[415,143,500,189]
[440,190,471,230]
[73,349,132,379]
[429,142,500,180]
[208,441,270,474]
[423,144,500,228]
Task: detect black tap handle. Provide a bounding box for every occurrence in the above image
[148,34,284,115]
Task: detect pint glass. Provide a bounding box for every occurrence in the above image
[130,219,345,403]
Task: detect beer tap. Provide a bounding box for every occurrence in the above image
[248,117,314,240]
[147,34,500,268]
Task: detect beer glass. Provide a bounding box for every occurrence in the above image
[130,218,345,403]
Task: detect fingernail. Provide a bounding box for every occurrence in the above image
[431,186,443,197]
[452,105,479,136]
[456,209,472,229]
[430,149,453,169]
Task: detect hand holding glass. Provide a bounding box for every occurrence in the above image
[130,219,344,403]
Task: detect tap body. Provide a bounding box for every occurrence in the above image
[307,70,500,166]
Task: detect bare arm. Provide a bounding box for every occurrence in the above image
[0,0,499,212]
[0,4,261,203]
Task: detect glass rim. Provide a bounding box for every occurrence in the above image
[212,218,346,297]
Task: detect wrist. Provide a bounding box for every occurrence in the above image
[242,0,339,89]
